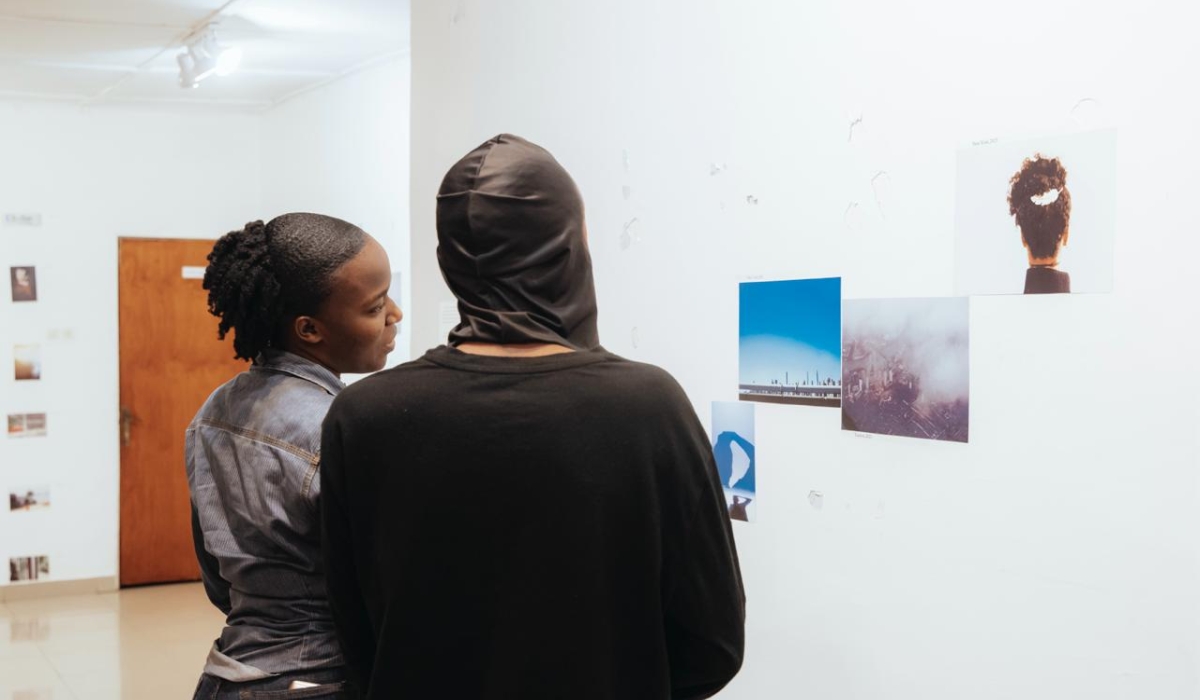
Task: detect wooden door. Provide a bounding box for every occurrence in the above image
[118,238,244,586]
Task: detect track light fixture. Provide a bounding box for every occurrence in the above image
[177,25,242,89]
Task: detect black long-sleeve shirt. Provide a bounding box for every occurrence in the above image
[321,345,745,699]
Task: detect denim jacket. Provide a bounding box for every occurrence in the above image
[185,349,345,681]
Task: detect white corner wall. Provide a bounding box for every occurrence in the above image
[0,52,413,588]
[259,55,413,365]
[410,1,1199,698]
[0,102,261,585]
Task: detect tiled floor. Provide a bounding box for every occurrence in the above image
[0,583,222,700]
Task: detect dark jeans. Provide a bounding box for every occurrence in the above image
[192,667,349,699]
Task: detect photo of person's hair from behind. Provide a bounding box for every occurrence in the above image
[1008,154,1073,294]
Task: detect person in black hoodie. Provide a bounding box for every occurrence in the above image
[320,134,745,699]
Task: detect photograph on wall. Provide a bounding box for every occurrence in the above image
[14,344,42,381]
[7,413,47,437]
[9,488,50,512]
[8,556,50,583]
[10,265,37,302]
[739,277,841,406]
[711,401,756,522]
[842,297,969,443]
[954,129,1116,295]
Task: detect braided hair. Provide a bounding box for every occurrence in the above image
[203,213,367,361]
[1008,154,1072,260]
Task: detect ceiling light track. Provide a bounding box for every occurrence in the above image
[177,24,242,88]
[82,0,243,105]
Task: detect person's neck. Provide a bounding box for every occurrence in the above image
[454,342,574,357]
[1027,255,1061,269]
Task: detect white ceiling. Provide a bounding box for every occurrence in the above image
[0,0,410,111]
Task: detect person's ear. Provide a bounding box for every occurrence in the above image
[293,315,324,346]
[1061,226,1070,248]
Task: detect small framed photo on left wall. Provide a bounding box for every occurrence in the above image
[14,344,42,381]
[9,555,50,582]
[10,266,37,302]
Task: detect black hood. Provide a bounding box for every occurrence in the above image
[436,134,599,350]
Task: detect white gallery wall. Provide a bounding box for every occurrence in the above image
[410,1,1199,698]
[259,54,413,365]
[0,102,261,586]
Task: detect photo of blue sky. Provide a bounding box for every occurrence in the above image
[739,277,842,407]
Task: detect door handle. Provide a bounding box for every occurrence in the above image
[120,407,136,447]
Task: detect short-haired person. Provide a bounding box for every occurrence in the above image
[321,135,745,699]
[187,213,401,699]
[1008,154,1073,294]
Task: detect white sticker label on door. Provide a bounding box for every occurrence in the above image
[182,266,206,280]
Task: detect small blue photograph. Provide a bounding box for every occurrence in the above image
[712,401,756,523]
